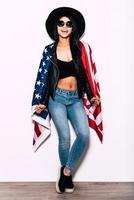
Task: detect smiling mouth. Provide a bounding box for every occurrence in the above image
[61,30,68,33]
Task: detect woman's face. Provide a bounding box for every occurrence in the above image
[57,16,73,39]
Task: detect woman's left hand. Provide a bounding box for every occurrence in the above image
[90,96,100,106]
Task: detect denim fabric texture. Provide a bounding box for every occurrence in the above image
[48,87,90,172]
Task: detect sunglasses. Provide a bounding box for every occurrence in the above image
[57,20,73,28]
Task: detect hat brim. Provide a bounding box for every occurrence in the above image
[45,7,85,40]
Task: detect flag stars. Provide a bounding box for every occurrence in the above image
[42,61,46,66]
[44,69,48,74]
[36,80,41,86]
[35,94,41,99]
[44,48,48,53]
[46,56,49,60]
[38,68,42,73]
[41,83,45,87]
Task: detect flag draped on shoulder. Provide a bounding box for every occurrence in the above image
[31,41,103,152]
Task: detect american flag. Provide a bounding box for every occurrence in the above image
[31,41,103,152]
[80,41,103,143]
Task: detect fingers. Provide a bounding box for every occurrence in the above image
[38,104,46,109]
[92,101,99,106]
[90,96,100,106]
[35,104,46,113]
[90,97,95,102]
[35,107,42,113]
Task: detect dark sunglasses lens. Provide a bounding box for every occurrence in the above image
[57,20,73,27]
[57,20,64,27]
[66,21,73,27]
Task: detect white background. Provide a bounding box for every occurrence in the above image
[0,0,134,181]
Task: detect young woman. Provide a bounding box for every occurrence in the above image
[32,7,101,194]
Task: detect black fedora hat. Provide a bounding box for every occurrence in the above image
[45,7,85,40]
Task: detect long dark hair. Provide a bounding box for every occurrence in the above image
[53,15,85,76]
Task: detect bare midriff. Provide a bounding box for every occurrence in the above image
[57,76,78,91]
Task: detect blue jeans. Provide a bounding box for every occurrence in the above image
[48,87,90,172]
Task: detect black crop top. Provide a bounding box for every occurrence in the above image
[57,59,76,79]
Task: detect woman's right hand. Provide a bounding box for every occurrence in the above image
[35,104,46,114]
